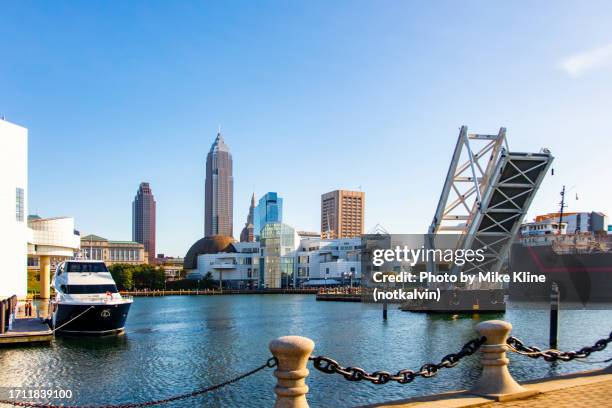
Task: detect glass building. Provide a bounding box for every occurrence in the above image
[254,192,283,239]
[259,222,296,288]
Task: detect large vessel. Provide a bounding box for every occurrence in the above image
[509,227,612,303]
[51,260,133,335]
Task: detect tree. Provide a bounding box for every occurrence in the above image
[109,264,134,291]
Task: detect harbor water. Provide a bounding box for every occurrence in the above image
[1,295,611,407]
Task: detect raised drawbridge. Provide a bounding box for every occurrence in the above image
[429,126,553,278]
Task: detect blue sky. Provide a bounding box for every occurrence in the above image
[2,1,612,256]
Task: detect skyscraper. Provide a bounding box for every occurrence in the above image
[240,193,256,242]
[132,182,156,261]
[321,189,365,239]
[205,132,234,237]
[254,192,283,238]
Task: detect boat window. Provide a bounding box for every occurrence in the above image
[66,263,109,273]
[65,285,118,294]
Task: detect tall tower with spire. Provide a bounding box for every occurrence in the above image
[240,193,256,242]
[132,182,156,261]
[205,131,234,237]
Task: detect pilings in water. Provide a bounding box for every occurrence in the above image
[550,282,560,349]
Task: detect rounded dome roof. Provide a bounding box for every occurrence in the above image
[184,236,236,270]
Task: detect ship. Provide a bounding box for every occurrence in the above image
[51,259,133,335]
[508,226,612,303]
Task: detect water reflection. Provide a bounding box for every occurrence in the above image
[1,296,610,407]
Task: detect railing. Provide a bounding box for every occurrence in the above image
[1,319,610,407]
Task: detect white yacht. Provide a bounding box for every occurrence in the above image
[51,260,133,335]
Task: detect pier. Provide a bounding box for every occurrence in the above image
[315,287,362,302]
[0,296,52,345]
[120,288,318,297]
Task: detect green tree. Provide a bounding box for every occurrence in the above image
[109,264,134,291]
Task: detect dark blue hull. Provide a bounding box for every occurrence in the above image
[54,302,131,335]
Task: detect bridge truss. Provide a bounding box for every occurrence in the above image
[429,126,554,278]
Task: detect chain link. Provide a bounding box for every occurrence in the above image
[0,358,277,408]
[309,336,485,385]
[506,332,612,362]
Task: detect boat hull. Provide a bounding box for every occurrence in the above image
[509,244,612,303]
[53,302,131,335]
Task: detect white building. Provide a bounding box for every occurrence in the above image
[296,237,361,286]
[0,119,29,297]
[28,216,81,298]
[187,241,260,289]
[185,235,362,288]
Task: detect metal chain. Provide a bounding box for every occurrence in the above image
[309,336,485,385]
[0,358,277,408]
[506,332,612,362]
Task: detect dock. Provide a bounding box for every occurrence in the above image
[0,296,53,345]
[315,288,362,302]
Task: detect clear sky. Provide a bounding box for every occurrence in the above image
[2,1,611,256]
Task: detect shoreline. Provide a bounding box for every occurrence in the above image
[119,288,319,297]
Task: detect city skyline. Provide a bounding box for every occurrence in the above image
[2,2,612,256]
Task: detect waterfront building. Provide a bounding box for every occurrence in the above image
[260,222,298,288]
[0,119,29,297]
[254,192,283,238]
[154,255,185,280]
[81,234,147,265]
[296,237,361,286]
[534,211,608,234]
[321,190,365,239]
[184,233,362,288]
[240,193,256,242]
[27,216,80,298]
[205,132,233,237]
[132,182,156,262]
[184,236,258,288]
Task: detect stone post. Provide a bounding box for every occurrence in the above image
[269,336,314,408]
[470,320,536,401]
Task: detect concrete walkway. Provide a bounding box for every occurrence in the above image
[362,368,612,408]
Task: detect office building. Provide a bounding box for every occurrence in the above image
[0,119,29,297]
[81,234,147,265]
[240,193,256,242]
[132,182,156,261]
[260,222,298,288]
[154,255,185,280]
[321,190,365,239]
[205,131,233,237]
[254,192,283,238]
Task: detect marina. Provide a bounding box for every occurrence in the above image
[0,295,610,407]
